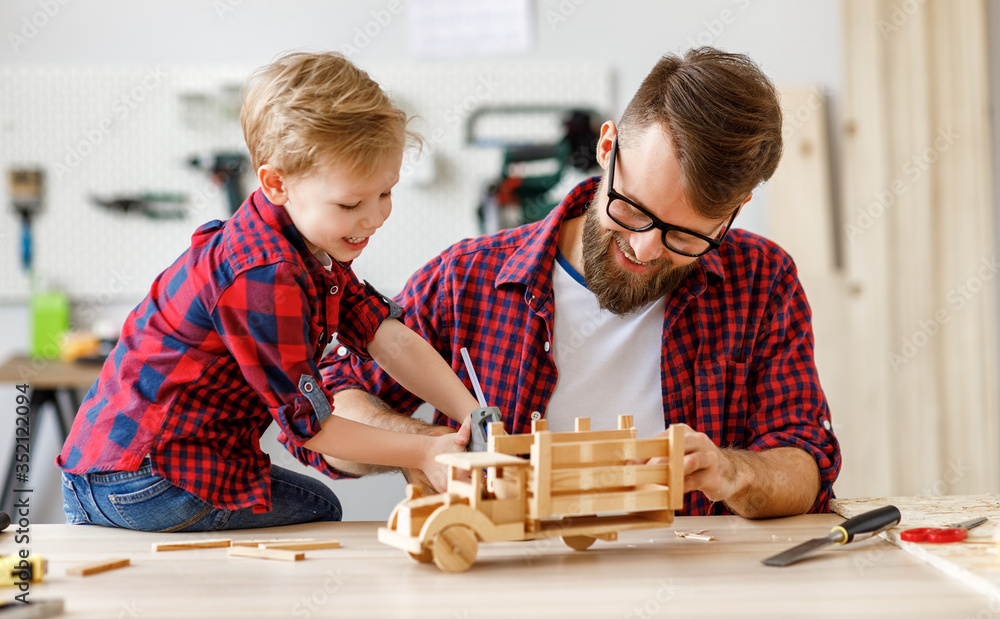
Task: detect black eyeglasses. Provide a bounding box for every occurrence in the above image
[606,137,739,258]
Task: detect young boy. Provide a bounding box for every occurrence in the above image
[56,51,481,532]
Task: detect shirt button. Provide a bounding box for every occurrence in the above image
[543,341,550,352]
[337,346,348,357]
[530,411,542,421]
[822,419,832,431]
[329,285,339,295]
[303,381,314,393]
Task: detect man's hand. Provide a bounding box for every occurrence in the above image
[654,423,821,518]
[678,426,742,502]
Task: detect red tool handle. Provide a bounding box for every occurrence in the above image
[900,527,968,543]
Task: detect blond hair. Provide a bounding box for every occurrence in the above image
[241,51,415,179]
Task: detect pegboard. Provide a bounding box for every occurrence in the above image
[0,62,612,311]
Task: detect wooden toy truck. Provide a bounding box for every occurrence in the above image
[377,416,685,572]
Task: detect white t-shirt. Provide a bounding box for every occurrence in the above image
[544,251,667,438]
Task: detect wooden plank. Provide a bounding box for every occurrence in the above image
[258,540,340,551]
[230,538,311,548]
[531,513,677,540]
[549,438,668,467]
[837,0,899,498]
[883,0,939,496]
[617,415,634,430]
[928,0,999,496]
[530,431,553,520]
[65,557,130,577]
[549,485,671,516]
[549,464,669,492]
[668,424,685,509]
[574,418,590,432]
[491,428,636,456]
[152,538,232,552]
[227,546,305,562]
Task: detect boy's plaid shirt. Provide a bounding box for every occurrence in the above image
[58,189,393,512]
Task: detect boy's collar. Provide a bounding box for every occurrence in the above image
[250,188,349,271]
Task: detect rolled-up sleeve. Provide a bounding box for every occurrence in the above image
[744,266,841,512]
[332,267,399,360]
[212,262,330,447]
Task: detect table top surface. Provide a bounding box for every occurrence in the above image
[0,355,103,390]
[1,514,995,618]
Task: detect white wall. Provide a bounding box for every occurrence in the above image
[0,0,844,523]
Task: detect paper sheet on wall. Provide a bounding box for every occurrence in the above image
[407,0,534,58]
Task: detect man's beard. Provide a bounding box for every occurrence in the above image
[580,200,698,315]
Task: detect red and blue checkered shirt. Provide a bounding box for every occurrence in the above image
[57,189,394,513]
[295,177,841,515]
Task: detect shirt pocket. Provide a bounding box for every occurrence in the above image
[694,358,751,445]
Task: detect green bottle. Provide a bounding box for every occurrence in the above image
[31,290,69,360]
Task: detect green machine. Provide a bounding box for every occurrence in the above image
[466,107,600,233]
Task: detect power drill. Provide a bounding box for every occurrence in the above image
[188,152,249,215]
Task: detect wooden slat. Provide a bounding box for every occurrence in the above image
[884,0,940,495]
[530,431,553,519]
[259,540,340,551]
[152,538,231,552]
[549,464,669,492]
[227,546,305,562]
[549,438,668,467]
[567,463,670,491]
[668,424,685,509]
[837,0,900,498]
[549,485,671,516]
[66,557,130,577]
[928,0,999,495]
[491,428,637,456]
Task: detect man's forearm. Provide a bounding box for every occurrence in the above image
[720,447,821,518]
[321,389,446,476]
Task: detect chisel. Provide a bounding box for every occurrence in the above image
[459,347,501,452]
[762,505,901,567]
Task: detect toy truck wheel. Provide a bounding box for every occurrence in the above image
[408,548,433,563]
[431,525,478,572]
[562,535,596,551]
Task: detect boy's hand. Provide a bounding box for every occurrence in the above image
[455,414,472,447]
[420,431,468,492]
[406,416,472,493]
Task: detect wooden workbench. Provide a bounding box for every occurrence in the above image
[1,515,994,618]
[833,495,1000,604]
[0,355,103,514]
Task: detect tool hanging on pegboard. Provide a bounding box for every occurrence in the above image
[467,107,600,233]
[7,168,44,274]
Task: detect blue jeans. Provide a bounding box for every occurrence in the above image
[61,459,342,531]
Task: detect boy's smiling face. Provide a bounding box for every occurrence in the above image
[258,150,403,263]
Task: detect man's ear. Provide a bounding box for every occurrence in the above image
[596,121,618,171]
[257,164,288,205]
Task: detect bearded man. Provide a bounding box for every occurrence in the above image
[286,47,841,518]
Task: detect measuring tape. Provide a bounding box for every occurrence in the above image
[0,555,46,587]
